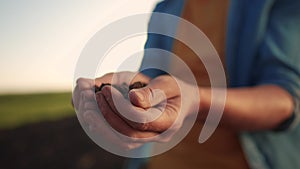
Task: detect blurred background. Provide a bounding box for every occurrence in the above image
[0,0,159,168]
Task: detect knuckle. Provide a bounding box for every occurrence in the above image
[76,77,85,84]
[144,87,153,97]
[105,72,114,77]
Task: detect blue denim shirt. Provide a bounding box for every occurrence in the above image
[138,0,300,169]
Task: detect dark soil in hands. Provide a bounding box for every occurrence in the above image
[95,82,147,98]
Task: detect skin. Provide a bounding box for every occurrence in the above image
[73,72,194,149]
[199,85,294,131]
[72,71,294,149]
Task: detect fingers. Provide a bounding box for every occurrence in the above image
[96,93,159,140]
[77,90,144,149]
[101,85,180,132]
[95,73,113,87]
[73,87,96,110]
[76,92,96,126]
[83,111,142,149]
[73,78,95,109]
[76,78,95,90]
[94,71,150,88]
[131,72,151,84]
[101,86,163,124]
[72,73,165,149]
[128,75,180,108]
[74,83,143,149]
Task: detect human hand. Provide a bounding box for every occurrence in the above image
[72,72,159,150]
[98,74,199,143]
[72,72,199,150]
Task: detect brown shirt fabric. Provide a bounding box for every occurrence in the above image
[147,0,250,168]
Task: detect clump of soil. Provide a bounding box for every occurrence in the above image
[95,82,147,98]
[129,82,147,90]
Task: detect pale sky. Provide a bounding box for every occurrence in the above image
[0,0,160,94]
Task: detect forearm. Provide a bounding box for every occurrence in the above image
[198,85,294,131]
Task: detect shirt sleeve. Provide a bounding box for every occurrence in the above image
[254,0,300,131]
[139,1,170,78]
[139,0,185,78]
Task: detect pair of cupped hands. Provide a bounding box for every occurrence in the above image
[72,71,199,149]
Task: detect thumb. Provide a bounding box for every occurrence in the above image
[129,87,166,108]
[128,75,179,108]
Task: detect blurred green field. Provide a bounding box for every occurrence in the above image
[0,92,75,129]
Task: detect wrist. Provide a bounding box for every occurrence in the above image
[183,83,201,117]
[198,87,211,118]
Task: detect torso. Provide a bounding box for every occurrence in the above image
[148,0,250,168]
